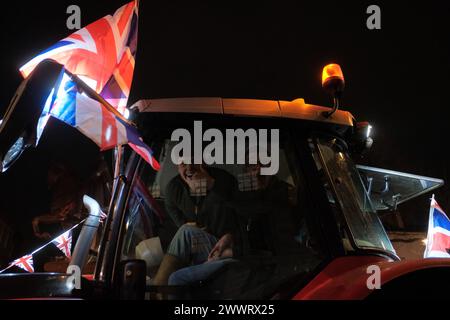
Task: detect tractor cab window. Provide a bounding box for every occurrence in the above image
[120,124,326,299]
[311,137,396,256]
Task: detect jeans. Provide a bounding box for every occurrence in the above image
[166,225,236,299]
[166,224,218,264]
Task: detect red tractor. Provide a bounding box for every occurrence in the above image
[0,61,447,299]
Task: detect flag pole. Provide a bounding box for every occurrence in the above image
[424,194,435,258]
[64,70,134,126]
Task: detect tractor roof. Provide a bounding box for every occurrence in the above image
[131,97,354,127]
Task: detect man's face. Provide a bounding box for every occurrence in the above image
[245,163,261,177]
[239,162,272,191]
[178,163,203,185]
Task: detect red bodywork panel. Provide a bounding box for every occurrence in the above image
[295,256,450,300]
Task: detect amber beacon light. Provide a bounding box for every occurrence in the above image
[321,63,345,118]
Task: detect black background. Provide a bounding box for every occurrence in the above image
[1,0,450,254]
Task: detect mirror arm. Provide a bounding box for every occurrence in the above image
[366,177,373,195]
[381,175,390,194]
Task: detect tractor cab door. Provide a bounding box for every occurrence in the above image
[357,165,444,211]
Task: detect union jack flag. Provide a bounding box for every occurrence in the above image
[10,255,34,273]
[424,196,450,258]
[20,0,139,115]
[20,0,160,170]
[47,76,160,170]
[52,230,72,259]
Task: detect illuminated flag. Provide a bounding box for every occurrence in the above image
[10,255,34,273]
[20,0,160,170]
[424,196,450,258]
[48,76,160,170]
[20,0,138,114]
[52,230,72,259]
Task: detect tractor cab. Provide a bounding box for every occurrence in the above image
[0,62,444,300]
[100,91,441,299]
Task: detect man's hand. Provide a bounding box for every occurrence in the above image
[208,233,233,262]
[32,214,62,240]
[57,202,76,219]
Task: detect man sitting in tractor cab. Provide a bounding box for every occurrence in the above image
[151,158,240,292]
[230,157,299,257]
[164,148,303,299]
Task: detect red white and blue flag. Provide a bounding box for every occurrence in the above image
[52,230,72,259]
[10,255,34,273]
[1,224,81,274]
[20,0,139,114]
[20,0,160,170]
[47,76,160,170]
[424,196,450,258]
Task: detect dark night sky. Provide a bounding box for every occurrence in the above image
[1,0,450,233]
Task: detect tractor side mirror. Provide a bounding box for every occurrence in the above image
[0,59,65,172]
[349,121,373,157]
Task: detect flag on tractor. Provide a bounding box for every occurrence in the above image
[19,0,160,170]
[48,76,160,170]
[1,223,84,274]
[10,255,34,273]
[52,230,73,259]
[20,0,138,114]
[424,196,450,258]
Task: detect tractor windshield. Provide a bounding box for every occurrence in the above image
[313,137,396,256]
